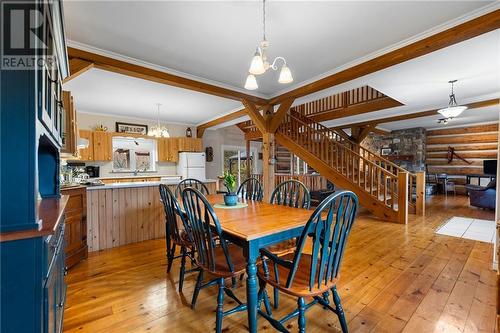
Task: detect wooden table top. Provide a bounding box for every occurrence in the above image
[200,194,312,241]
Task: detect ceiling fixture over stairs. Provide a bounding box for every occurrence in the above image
[148,103,170,138]
[244,0,293,90]
[437,80,467,120]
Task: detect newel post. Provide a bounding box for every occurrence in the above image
[416,171,426,215]
[398,171,409,224]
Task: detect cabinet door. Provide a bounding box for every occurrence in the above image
[61,91,77,155]
[78,130,94,161]
[168,138,179,162]
[157,138,168,162]
[93,132,112,161]
[177,138,188,152]
[192,138,203,152]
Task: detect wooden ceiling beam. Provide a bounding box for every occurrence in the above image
[268,98,295,133]
[334,98,499,130]
[67,47,267,105]
[196,108,247,138]
[269,10,500,105]
[63,58,94,84]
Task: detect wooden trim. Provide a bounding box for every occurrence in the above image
[427,123,498,136]
[196,108,247,138]
[269,10,500,104]
[242,99,267,134]
[268,98,295,133]
[68,47,267,105]
[415,171,425,216]
[63,58,94,83]
[427,133,498,145]
[397,172,409,224]
[310,97,403,122]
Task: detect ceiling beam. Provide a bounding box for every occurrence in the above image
[333,98,499,130]
[67,47,267,105]
[63,58,94,84]
[269,10,500,105]
[268,98,295,133]
[242,99,267,134]
[196,108,247,138]
[310,97,403,122]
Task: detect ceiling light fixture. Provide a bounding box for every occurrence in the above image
[148,103,170,138]
[244,0,293,90]
[437,118,450,124]
[437,80,467,119]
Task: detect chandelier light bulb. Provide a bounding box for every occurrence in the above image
[278,65,293,84]
[244,74,258,90]
[249,49,265,75]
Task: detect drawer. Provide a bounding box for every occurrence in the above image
[45,222,65,279]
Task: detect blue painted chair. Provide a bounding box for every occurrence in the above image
[181,187,272,332]
[159,184,198,293]
[237,177,263,201]
[175,178,210,197]
[257,190,358,333]
[268,179,311,308]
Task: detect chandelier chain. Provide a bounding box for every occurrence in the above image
[262,0,266,41]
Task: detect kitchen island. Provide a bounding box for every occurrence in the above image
[86,179,218,251]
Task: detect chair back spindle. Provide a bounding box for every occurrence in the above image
[237,177,263,201]
[159,184,191,244]
[176,178,210,197]
[271,180,311,209]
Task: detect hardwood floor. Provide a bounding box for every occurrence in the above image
[63,195,497,332]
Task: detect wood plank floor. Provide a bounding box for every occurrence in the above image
[63,195,497,333]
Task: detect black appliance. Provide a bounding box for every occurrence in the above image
[85,165,100,178]
[483,160,497,175]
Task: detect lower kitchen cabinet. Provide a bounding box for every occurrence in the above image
[61,186,88,269]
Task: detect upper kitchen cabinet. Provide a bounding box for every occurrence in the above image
[158,138,179,162]
[93,131,113,161]
[78,130,94,161]
[178,138,203,153]
[61,91,77,156]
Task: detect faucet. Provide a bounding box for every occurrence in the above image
[133,167,148,176]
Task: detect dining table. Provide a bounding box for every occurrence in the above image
[197,194,313,333]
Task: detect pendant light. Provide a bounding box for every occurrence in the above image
[244,0,293,90]
[437,80,467,119]
[148,103,170,138]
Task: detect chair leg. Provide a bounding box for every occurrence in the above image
[167,244,176,273]
[332,286,348,333]
[273,287,279,309]
[215,278,225,333]
[191,270,204,309]
[258,279,272,316]
[178,246,187,293]
[297,297,306,333]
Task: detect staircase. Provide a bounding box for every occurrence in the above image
[276,112,418,223]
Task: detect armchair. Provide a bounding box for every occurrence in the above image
[466,180,496,210]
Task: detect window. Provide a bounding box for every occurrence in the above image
[221,146,257,186]
[112,137,157,172]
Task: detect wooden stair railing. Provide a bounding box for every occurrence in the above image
[276,113,408,223]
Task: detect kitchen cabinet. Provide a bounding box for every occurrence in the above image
[78,130,94,161]
[178,137,203,153]
[158,138,179,162]
[93,131,113,161]
[61,91,78,156]
[61,186,87,269]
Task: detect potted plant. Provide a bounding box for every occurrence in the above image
[223,171,238,206]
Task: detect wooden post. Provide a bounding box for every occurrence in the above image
[397,171,409,224]
[415,171,426,215]
[262,133,275,202]
[246,139,251,178]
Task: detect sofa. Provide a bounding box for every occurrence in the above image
[466,180,496,210]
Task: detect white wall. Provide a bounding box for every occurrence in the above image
[203,126,262,179]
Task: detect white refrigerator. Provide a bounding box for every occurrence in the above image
[177,152,206,181]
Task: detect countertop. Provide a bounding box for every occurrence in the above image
[96,174,182,180]
[0,195,69,242]
[86,178,218,190]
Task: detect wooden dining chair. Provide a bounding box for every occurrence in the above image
[181,187,271,333]
[159,184,198,293]
[268,179,311,308]
[175,178,210,197]
[237,177,263,201]
[257,190,358,333]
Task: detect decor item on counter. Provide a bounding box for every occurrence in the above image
[148,103,170,138]
[244,0,293,90]
[116,122,148,135]
[186,127,192,137]
[381,147,391,155]
[205,146,214,162]
[437,80,467,119]
[94,124,108,132]
[222,171,238,206]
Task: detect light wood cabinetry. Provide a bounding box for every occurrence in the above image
[158,138,179,162]
[178,137,203,152]
[61,186,87,269]
[62,91,78,155]
[78,129,94,161]
[93,131,113,161]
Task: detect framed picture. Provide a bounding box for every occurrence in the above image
[381,148,392,156]
[115,122,148,135]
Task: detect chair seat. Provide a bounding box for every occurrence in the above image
[199,244,247,278]
[258,253,338,297]
[266,239,296,256]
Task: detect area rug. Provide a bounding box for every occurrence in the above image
[435,216,495,243]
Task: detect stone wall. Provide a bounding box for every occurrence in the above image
[362,127,426,173]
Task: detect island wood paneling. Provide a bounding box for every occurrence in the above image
[426,123,498,194]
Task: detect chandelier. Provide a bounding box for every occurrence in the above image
[148,103,170,138]
[437,80,467,119]
[244,0,293,90]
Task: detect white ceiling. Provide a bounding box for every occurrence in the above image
[62,1,499,129]
[63,68,242,124]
